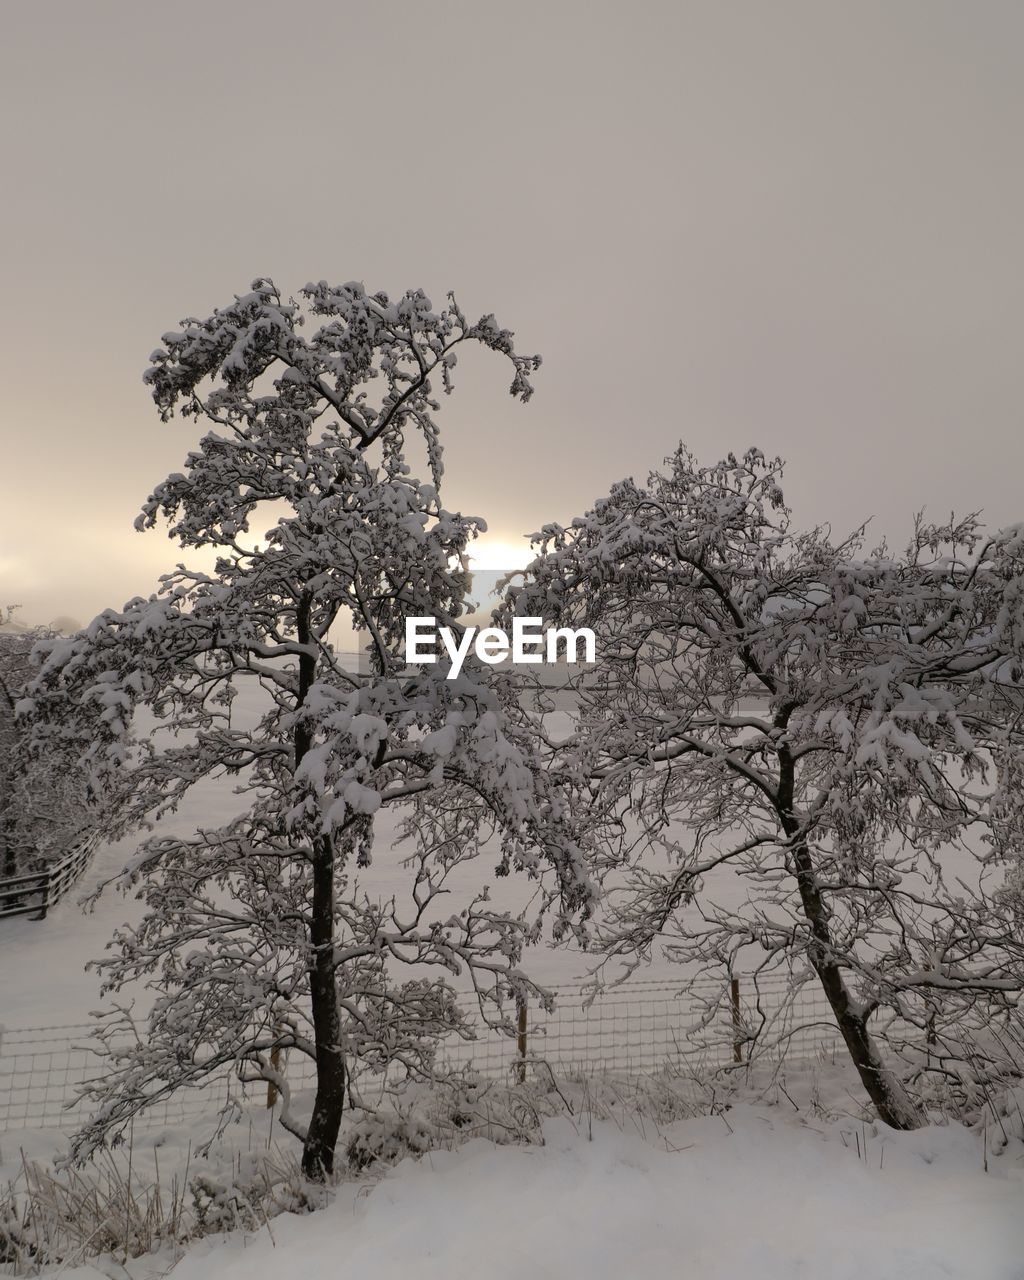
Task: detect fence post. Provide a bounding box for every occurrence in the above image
[730,976,743,1064]
[516,996,527,1084]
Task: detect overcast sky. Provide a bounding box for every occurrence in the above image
[1,1,1021,627]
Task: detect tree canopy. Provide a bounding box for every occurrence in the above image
[505,446,1024,1127]
[22,280,593,1176]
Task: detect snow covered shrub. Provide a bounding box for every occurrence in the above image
[189,1154,316,1233]
[0,1206,39,1273]
[21,280,594,1181]
[0,1146,315,1272]
[984,1083,1024,1161]
[506,446,1024,1130]
[0,1154,187,1271]
[344,1112,437,1172]
[441,1076,487,1129]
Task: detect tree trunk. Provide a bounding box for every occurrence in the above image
[805,920,923,1130]
[293,593,347,1180]
[302,834,346,1180]
[1,812,16,879]
[777,756,924,1130]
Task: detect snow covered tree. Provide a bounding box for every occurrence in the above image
[22,280,593,1177]
[1,613,91,882]
[504,446,1024,1128]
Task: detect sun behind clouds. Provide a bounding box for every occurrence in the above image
[466,535,536,572]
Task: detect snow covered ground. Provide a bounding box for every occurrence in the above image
[230,1113,1021,1280]
[19,1102,1022,1280]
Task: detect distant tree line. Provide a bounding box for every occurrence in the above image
[1,612,91,880]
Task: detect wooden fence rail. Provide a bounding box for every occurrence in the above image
[0,833,99,921]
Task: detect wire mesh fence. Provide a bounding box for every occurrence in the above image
[0,973,843,1134]
[436,974,843,1079]
[0,1022,252,1134]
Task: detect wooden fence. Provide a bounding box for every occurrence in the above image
[0,832,99,921]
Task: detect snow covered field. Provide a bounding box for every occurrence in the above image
[9,1100,1020,1280]
[0,670,994,1031]
[0,673,619,1029]
[184,1113,1018,1280]
[0,781,599,1031]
